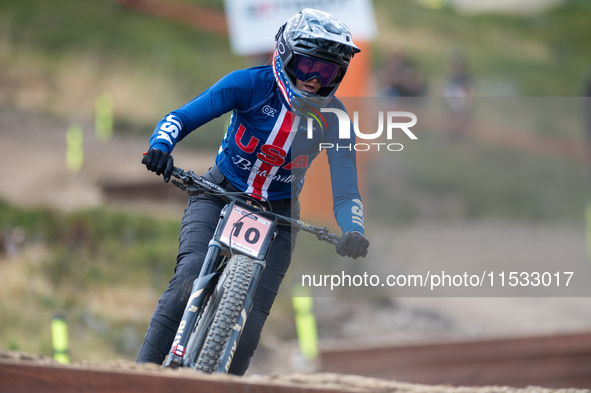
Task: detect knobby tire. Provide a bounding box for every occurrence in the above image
[194,254,254,373]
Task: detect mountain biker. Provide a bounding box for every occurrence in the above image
[137,8,370,375]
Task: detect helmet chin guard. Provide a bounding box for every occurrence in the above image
[272,8,360,108]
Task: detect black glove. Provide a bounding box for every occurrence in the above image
[142,148,174,183]
[336,232,370,259]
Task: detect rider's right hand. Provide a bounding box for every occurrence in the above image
[142,148,174,183]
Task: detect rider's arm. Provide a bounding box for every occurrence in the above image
[327,148,365,236]
[149,69,257,153]
[324,111,369,258]
[324,107,365,236]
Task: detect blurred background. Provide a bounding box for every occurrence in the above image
[2,0,591,388]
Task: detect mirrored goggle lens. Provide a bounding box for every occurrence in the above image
[291,56,341,87]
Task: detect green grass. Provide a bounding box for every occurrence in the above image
[0,0,245,149]
[0,200,182,360]
[0,200,181,289]
[0,0,242,83]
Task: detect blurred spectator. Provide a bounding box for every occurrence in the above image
[444,50,474,138]
[0,227,25,259]
[377,51,427,98]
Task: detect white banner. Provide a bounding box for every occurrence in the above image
[224,0,377,56]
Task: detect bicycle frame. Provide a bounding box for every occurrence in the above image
[164,201,277,370]
[162,166,340,372]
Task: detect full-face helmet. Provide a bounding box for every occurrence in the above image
[273,9,360,107]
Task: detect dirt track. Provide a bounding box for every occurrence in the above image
[2,350,588,393]
[0,105,214,214]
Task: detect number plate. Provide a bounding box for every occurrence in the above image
[219,205,273,258]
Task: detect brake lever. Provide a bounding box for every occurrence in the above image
[171,179,187,191]
[314,228,341,246]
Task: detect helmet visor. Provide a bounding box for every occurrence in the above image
[290,55,342,88]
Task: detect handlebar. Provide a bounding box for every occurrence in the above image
[171,167,231,200]
[170,166,341,246]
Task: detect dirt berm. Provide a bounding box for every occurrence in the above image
[1,350,588,393]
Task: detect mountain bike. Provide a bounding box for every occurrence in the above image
[161,165,341,373]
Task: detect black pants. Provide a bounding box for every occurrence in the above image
[136,168,299,375]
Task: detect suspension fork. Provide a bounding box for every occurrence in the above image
[164,239,223,369]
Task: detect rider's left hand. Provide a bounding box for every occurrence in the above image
[336,232,369,259]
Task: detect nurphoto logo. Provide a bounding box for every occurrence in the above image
[308,109,418,152]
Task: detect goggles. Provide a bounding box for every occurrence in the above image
[290,55,342,88]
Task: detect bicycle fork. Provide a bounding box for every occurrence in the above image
[164,238,267,372]
[164,239,223,369]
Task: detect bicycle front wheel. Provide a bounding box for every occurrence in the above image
[194,254,254,373]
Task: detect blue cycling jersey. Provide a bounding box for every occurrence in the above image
[149,65,364,235]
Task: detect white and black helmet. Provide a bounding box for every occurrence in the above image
[273,8,360,107]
